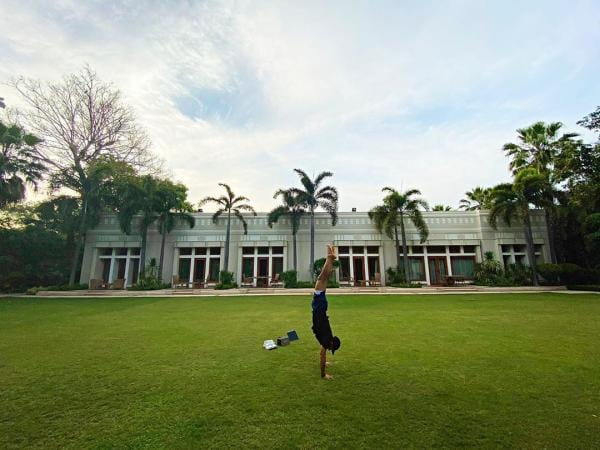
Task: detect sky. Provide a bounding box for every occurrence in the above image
[1,0,599,211]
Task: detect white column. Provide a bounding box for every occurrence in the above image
[423,247,431,285]
[237,247,243,285]
[446,246,453,277]
[108,255,116,283]
[124,253,131,287]
[379,249,385,286]
[363,254,369,283]
[189,254,195,285]
[253,252,258,287]
[172,248,179,278]
[268,250,273,286]
[90,248,99,281]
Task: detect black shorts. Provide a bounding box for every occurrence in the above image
[312,310,333,348]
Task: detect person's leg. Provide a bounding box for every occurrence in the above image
[315,244,337,292]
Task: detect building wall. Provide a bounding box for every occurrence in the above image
[81,210,551,287]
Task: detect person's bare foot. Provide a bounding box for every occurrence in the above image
[323,374,334,380]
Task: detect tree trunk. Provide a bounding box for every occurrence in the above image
[545,208,557,264]
[399,212,410,283]
[139,225,148,278]
[224,210,231,272]
[310,208,315,281]
[523,212,539,286]
[393,224,401,270]
[158,220,167,282]
[293,231,298,272]
[69,195,88,285]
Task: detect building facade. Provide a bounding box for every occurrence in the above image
[80,210,551,287]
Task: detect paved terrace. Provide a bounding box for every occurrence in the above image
[30,286,576,297]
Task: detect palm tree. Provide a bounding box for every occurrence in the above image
[488,168,548,286]
[154,181,195,280]
[289,169,338,279]
[0,120,45,208]
[369,187,429,283]
[503,121,578,263]
[113,175,162,278]
[267,189,306,271]
[199,183,256,272]
[459,187,493,210]
[432,204,452,211]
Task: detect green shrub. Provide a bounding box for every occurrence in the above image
[386,267,405,284]
[26,283,88,295]
[214,282,238,290]
[558,263,585,285]
[567,284,600,292]
[537,263,562,285]
[295,281,314,288]
[327,280,340,288]
[128,276,168,290]
[281,270,298,288]
[389,282,423,288]
[219,271,235,285]
[504,264,532,285]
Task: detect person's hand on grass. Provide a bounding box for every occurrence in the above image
[323,374,334,380]
[325,361,332,366]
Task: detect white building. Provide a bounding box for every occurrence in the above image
[80,210,550,287]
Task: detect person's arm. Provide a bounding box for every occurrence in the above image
[320,346,332,379]
[315,245,337,292]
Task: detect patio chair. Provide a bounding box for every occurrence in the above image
[172,275,189,289]
[370,273,382,287]
[241,276,255,288]
[89,278,107,290]
[339,277,354,287]
[192,278,207,289]
[110,278,125,290]
[269,273,284,288]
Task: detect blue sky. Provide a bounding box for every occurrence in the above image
[1,0,599,210]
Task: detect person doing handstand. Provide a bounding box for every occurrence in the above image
[311,244,341,379]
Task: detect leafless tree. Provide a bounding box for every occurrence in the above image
[11,66,160,284]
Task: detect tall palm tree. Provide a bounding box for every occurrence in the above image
[432,204,452,211]
[369,187,429,283]
[0,120,45,208]
[267,189,306,271]
[289,169,338,279]
[155,181,195,280]
[503,121,578,263]
[199,183,256,272]
[113,175,162,278]
[488,168,549,286]
[459,187,493,210]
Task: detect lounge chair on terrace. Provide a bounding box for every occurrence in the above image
[241,276,255,288]
[89,278,107,290]
[269,273,283,288]
[172,275,189,288]
[369,273,382,287]
[110,278,125,290]
[339,277,354,287]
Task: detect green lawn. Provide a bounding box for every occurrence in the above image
[1,293,599,449]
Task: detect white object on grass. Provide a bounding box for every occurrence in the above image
[263,339,277,350]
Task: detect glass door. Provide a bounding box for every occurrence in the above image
[353,256,365,286]
[428,257,447,285]
[257,257,269,287]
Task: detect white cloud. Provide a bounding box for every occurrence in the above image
[1,0,599,210]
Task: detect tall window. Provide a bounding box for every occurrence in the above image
[240,246,285,287]
[337,246,380,285]
[97,247,141,286]
[500,244,543,266]
[178,247,221,283]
